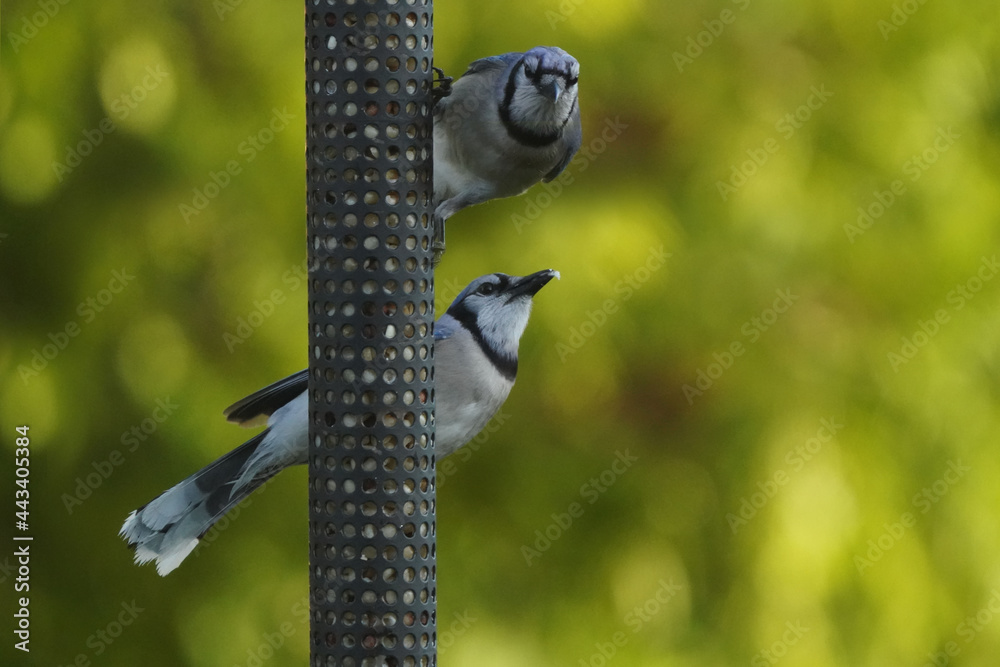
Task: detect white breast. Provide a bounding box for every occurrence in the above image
[434,330,514,457]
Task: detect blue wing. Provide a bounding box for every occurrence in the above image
[223,315,462,424]
[544,105,582,182]
[434,313,461,341]
[461,52,522,78]
[223,369,308,426]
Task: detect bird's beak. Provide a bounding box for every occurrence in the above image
[540,80,561,104]
[511,269,560,299]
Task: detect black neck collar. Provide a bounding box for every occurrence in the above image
[447,306,518,382]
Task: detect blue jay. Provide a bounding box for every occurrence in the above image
[433,46,582,255]
[120,269,558,575]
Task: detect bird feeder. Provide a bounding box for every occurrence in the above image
[305,1,436,664]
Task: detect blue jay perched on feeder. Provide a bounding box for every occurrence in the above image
[433,46,582,256]
[120,270,559,575]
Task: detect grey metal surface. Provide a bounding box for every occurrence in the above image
[305,1,436,664]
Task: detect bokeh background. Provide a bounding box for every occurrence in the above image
[2,0,1000,665]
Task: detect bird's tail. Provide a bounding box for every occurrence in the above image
[119,431,276,576]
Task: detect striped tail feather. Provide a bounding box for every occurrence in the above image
[119,431,275,576]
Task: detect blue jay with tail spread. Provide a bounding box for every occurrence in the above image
[120,270,558,575]
[433,46,582,253]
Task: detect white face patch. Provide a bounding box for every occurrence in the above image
[476,294,532,359]
[510,68,577,131]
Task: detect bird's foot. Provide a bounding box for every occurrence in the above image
[432,66,453,104]
[431,214,446,267]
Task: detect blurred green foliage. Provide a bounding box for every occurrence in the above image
[2,0,1000,665]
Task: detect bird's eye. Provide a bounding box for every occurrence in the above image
[476,283,496,296]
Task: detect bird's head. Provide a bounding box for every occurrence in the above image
[510,47,579,130]
[445,269,559,362]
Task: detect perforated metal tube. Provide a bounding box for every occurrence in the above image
[305,2,436,665]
